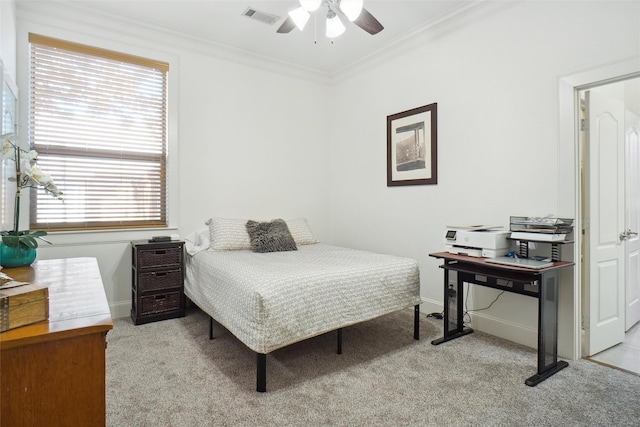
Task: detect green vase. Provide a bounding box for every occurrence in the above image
[0,243,37,268]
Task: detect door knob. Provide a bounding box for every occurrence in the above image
[620,229,639,240]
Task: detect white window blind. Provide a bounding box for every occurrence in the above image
[29,34,169,231]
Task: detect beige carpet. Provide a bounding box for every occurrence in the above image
[106,307,640,426]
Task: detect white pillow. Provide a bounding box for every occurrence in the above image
[205,217,317,251]
[184,227,210,256]
[206,217,252,251]
[286,218,317,245]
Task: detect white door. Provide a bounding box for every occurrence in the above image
[584,90,626,356]
[625,110,640,330]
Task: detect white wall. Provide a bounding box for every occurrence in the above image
[0,0,16,76]
[1,1,17,237]
[6,1,640,358]
[329,0,640,354]
[13,1,332,318]
[177,53,331,231]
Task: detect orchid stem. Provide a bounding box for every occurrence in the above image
[13,146,21,236]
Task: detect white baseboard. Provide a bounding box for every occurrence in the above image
[419,296,537,349]
[419,298,443,316]
[109,296,538,349]
[110,300,131,320]
[469,313,537,349]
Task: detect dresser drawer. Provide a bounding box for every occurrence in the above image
[138,269,182,293]
[137,247,182,269]
[139,292,181,316]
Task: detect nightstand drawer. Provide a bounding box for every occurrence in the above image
[139,292,181,316]
[137,247,182,269]
[138,269,182,293]
[131,240,185,325]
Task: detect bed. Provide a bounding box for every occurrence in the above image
[184,218,422,392]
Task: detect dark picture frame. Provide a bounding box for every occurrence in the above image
[387,103,437,186]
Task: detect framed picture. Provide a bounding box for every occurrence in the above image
[387,103,437,186]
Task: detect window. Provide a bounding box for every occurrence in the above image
[28,34,169,231]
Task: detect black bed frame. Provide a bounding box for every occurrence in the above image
[209,304,421,392]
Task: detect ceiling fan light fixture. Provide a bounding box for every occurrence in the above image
[339,0,363,22]
[325,10,345,38]
[289,7,311,31]
[299,0,322,12]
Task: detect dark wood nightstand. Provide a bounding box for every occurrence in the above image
[131,240,185,325]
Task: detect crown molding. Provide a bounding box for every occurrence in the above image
[15,0,517,86]
[15,0,333,86]
[331,0,522,83]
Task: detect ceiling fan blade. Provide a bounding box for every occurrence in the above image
[353,8,384,35]
[277,16,296,33]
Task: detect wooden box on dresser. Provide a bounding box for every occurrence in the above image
[131,240,185,325]
[0,258,113,427]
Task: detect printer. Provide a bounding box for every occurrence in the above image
[444,226,510,258]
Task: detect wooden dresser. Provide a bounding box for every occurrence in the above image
[0,257,113,427]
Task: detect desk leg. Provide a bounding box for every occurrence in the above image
[432,268,473,345]
[525,269,568,386]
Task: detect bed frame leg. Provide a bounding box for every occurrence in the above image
[414,305,420,340]
[337,328,343,354]
[257,353,267,392]
[209,316,214,340]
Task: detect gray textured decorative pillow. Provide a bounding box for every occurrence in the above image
[245,219,298,253]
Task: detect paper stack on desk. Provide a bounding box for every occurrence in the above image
[486,256,553,269]
[509,216,574,242]
[510,231,567,241]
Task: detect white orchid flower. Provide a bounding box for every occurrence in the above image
[43,181,63,199]
[2,133,63,200]
[1,133,17,155]
[25,164,49,184]
[2,141,16,159]
[24,150,38,162]
[24,164,63,199]
[20,157,32,174]
[2,133,63,251]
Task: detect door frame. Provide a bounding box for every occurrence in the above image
[558,57,640,360]
[625,110,640,331]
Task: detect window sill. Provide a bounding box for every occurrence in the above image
[37,227,180,246]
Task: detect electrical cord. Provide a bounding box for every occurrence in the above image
[463,288,505,327]
[426,286,506,324]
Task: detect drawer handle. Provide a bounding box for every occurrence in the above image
[153,272,168,277]
[154,295,167,300]
[155,250,167,255]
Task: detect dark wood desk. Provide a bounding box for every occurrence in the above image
[429,252,574,386]
[0,257,113,427]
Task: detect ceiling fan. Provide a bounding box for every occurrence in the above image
[277,0,384,38]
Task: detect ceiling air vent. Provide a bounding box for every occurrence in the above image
[242,7,280,26]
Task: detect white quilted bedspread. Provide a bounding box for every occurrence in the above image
[184,243,421,354]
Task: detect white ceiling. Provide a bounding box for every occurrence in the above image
[39,0,496,76]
